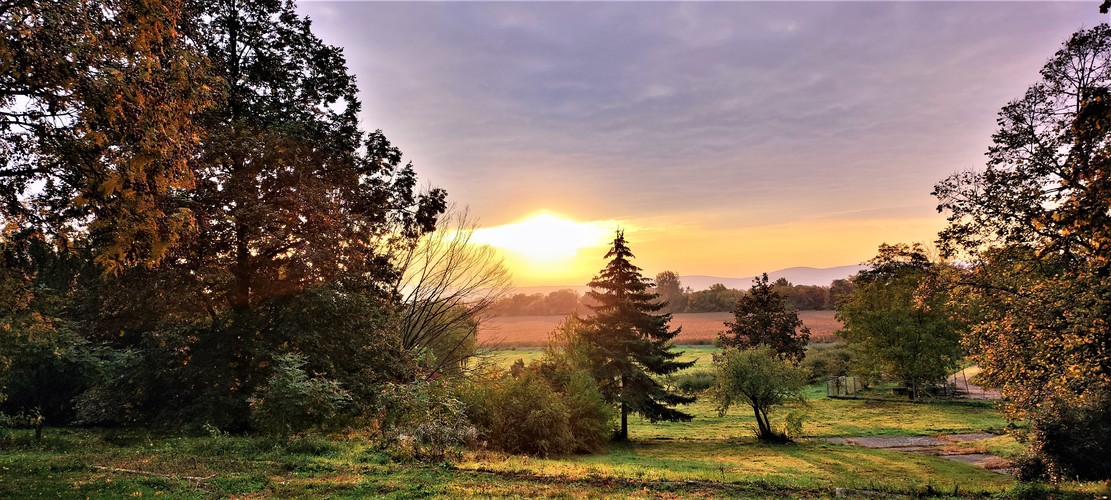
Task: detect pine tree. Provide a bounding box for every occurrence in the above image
[582,231,694,440]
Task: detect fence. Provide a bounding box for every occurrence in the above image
[826,376,862,397]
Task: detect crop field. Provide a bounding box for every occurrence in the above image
[479,310,841,347]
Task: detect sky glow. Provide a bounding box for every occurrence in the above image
[298,1,1110,286]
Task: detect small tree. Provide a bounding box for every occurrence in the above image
[714,345,807,442]
[581,231,695,440]
[393,208,511,377]
[720,274,810,362]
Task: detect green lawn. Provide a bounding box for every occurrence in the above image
[3,346,1105,498]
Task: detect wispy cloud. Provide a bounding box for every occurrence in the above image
[299,1,1106,277]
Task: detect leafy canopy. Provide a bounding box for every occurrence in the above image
[720,273,810,362]
[714,345,807,442]
[836,244,963,400]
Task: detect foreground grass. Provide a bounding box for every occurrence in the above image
[459,440,1014,496]
[4,428,1106,498]
[0,345,1101,498]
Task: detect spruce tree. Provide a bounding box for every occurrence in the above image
[582,231,694,440]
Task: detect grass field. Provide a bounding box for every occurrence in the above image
[5,341,1107,498]
[3,386,1105,498]
[4,398,1099,498]
[479,310,841,347]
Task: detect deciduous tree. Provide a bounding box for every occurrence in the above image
[1,0,213,270]
[720,273,810,362]
[713,345,807,442]
[836,244,963,400]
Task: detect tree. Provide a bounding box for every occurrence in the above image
[836,244,963,400]
[720,273,810,362]
[393,208,510,377]
[1,0,446,429]
[828,279,855,308]
[1,0,213,270]
[581,230,694,440]
[653,271,687,313]
[686,283,740,312]
[544,289,581,315]
[713,345,807,442]
[933,24,1111,480]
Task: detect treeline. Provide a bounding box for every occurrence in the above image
[492,275,854,316]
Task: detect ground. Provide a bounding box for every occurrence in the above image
[3,342,1108,498]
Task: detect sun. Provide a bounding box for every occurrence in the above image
[470,211,614,263]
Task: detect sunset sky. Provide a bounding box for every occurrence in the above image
[300,2,1108,286]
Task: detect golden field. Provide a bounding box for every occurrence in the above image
[478,310,840,347]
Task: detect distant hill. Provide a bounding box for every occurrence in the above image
[680,265,866,290]
[511,265,865,295]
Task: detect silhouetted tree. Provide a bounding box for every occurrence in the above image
[720,274,810,362]
[581,231,694,440]
[393,209,510,377]
[934,24,1111,479]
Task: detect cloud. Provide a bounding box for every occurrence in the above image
[298,1,1105,238]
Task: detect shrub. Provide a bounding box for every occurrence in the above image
[672,370,717,394]
[377,379,475,462]
[458,363,613,456]
[802,344,850,383]
[562,371,615,453]
[0,325,108,425]
[459,370,572,456]
[1022,389,1111,481]
[248,353,352,436]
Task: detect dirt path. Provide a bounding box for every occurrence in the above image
[820,433,1012,475]
[948,366,1001,400]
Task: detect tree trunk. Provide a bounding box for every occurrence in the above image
[752,404,771,439]
[618,374,628,441]
[619,401,628,441]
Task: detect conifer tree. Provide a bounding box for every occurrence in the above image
[582,231,694,440]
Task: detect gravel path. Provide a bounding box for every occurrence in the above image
[818,433,1013,475]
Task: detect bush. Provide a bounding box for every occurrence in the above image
[672,370,717,394]
[802,344,851,383]
[0,326,108,425]
[460,370,572,456]
[1022,390,1111,481]
[562,371,615,453]
[459,363,613,456]
[377,379,475,462]
[248,353,352,436]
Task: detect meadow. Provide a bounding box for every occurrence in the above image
[479,310,841,347]
[8,318,1103,498]
[7,380,1102,498]
[1,315,1097,498]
